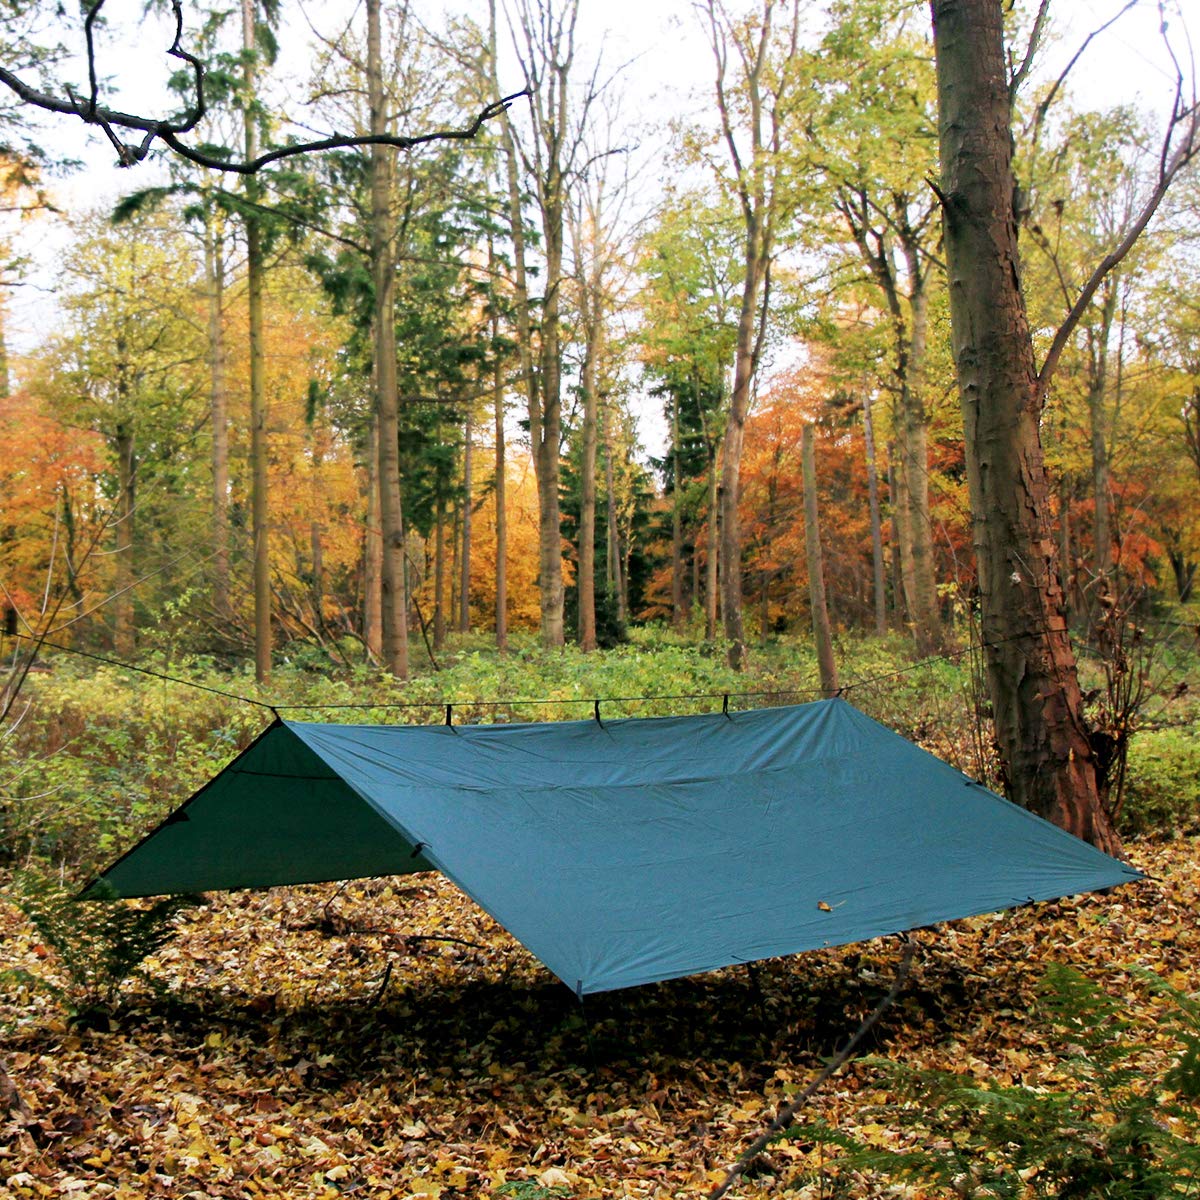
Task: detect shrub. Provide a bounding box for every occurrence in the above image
[787,964,1200,1197]
[1121,728,1200,834]
[1,873,198,1022]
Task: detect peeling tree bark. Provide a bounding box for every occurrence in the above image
[931,0,1122,854]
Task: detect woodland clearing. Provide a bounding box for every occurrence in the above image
[2,633,1200,1198]
[1,839,1198,1198]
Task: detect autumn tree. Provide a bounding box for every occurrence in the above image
[699,0,807,668]
[488,0,606,648]
[810,0,944,654]
[638,190,741,635]
[929,0,1198,851]
[35,212,207,656]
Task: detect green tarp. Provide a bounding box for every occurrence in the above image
[88,698,1140,994]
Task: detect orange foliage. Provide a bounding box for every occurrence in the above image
[470,450,555,633]
[0,390,107,622]
[740,360,878,631]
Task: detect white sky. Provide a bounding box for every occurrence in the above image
[4,0,1193,460]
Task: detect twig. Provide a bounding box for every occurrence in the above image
[707,938,918,1200]
[370,960,393,1006]
[0,0,528,176]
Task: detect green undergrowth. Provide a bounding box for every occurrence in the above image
[1,627,1196,876]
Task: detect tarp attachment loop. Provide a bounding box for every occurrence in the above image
[594,699,603,726]
[722,693,731,719]
[445,704,453,727]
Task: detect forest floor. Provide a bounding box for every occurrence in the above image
[2,835,1198,1199]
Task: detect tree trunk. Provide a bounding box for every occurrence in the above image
[803,424,838,696]
[1088,282,1118,582]
[363,415,383,661]
[578,294,600,651]
[534,214,566,648]
[886,443,904,623]
[602,397,624,624]
[862,390,887,637]
[114,417,135,660]
[205,209,230,622]
[434,489,446,650]
[309,431,325,634]
[492,296,508,652]
[1058,474,1073,624]
[243,0,271,685]
[460,415,472,633]
[706,442,720,642]
[671,391,684,629]
[720,224,766,668]
[368,0,408,678]
[898,276,942,653]
[931,0,1122,854]
[1167,546,1196,603]
[0,302,9,401]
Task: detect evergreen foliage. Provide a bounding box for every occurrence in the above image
[787,964,1200,1197]
[1,874,198,1020]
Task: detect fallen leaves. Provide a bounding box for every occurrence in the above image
[1,837,1198,1197]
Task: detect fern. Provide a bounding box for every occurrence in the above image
[787,966,1200,1197]
[3,873,198,1020]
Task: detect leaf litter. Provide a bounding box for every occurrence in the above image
[2,836,1198,1198]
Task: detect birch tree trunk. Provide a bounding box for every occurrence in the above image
[931,0,1121,854]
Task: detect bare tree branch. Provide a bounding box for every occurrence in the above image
[708,938,918,1200]
[0,0,527,172]
[1022,0,1140,148]
[1009,0,1052,99]
[1036,52,1199,396]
